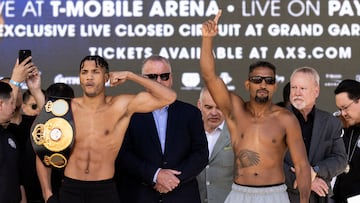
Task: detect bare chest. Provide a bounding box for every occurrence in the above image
[71,107,127,146]
[231,114,286,147]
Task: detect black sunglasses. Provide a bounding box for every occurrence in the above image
[249,76,276,85]
[144,73,170,81]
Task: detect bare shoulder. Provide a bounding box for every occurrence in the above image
[271,105,302,139]
[71,97,81,109]
[229,93,246,113]
[272,105,292,117]
[271,105,298,125]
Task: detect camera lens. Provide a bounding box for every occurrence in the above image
[31,104,37,110]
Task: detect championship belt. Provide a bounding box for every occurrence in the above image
[30,97,75,168]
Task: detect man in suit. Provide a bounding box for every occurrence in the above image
[116,55,208,203]
[196,87,234,203]
[284,67,347,203]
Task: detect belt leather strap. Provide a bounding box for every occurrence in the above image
[30,97,75,168]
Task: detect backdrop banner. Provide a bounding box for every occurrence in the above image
[1,0,359,112]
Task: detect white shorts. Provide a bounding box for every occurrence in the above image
[224,183,290,203]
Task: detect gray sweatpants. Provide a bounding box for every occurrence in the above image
[224,183,290,203]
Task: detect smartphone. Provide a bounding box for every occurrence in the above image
[19,49,32,64]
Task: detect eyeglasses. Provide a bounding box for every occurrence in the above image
[144,73,170,81]
[337,101,354,114]
[249,76,276,85]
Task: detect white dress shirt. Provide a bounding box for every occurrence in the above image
[206,121,225,158]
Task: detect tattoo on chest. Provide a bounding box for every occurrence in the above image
[237,149,260,168]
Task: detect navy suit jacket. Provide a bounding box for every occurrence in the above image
[116,100,209,203]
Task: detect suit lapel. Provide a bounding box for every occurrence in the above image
[308,109,325,162]
[209,124,231,161]
[163,102,175,155]
[146,112,164,155]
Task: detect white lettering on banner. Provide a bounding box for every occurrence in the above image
[54,74,80,85]
[22,0,44,17]
[287,0,320,17]
[159,47,200,59]
[328,0,360,16]
[274,47,307,59]
[0,24,76,37]
[241,0,281,17]
[159,47,243,60]
[0,1,15,17]
[50,0,143,17]
[312,47,351,59]
[249,47,268,59]
[268,24,323,36]
[80,24,111,37]
[273,46,351,59]
[149,0,218,17]
[328,24,360,36]
[88,47,153,60]
[244,24,263,36]
[114,24,174,37]
[178,24,241,37]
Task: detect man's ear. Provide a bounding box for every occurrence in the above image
[314,86,320,98]
[245,80,250,91]
[105,73,110,82]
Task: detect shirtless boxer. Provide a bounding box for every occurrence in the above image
[36,55,176,203]
[200,10,311,203]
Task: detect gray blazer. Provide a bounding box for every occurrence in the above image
[197,124,234,203]
[284,107,347,203]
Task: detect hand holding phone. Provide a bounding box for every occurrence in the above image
[19,49,32,64]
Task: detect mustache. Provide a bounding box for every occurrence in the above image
[256,88,269,94]
[292,96,304,100]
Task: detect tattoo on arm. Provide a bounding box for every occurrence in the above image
[237,149,260,168]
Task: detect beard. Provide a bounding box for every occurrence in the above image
[291,97,306,110]
[255,89,269,103]
[255,95,269,103]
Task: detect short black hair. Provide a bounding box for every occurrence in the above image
[334,79,360,101]
[79,55,109,73]
[0,81,12,100]
[283,82,290,103]
[22,90,32,104]
[248,61,276,77]
[45,83,75,99]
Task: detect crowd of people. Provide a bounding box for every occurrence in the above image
[1,9,359,203]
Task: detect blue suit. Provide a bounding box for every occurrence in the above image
[116,100,209,203]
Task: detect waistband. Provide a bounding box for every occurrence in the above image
[234,182,284,188]
[231,183,287,194]
[63,176,114,186]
